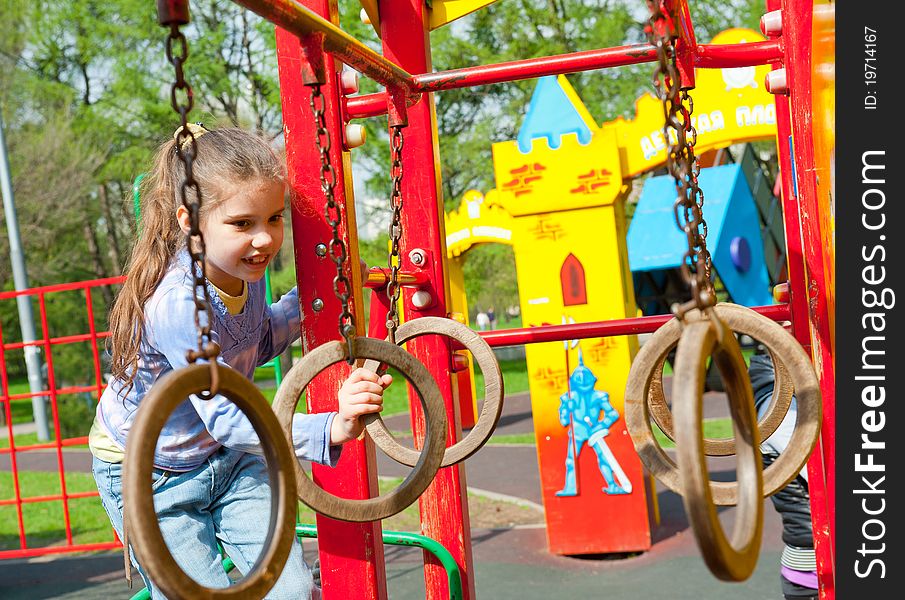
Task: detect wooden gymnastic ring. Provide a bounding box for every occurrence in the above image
[362,316,504,467]
[674,317,763,581]
[647,304,795,455]
[123,364,297,600]
[625,305,822,504]
[272,337,447,522]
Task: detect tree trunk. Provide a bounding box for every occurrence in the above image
[84,222,114,305]
[98,183,123,271]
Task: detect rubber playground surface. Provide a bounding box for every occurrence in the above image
[0,391,789,599]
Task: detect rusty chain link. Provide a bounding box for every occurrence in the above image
[385,125,405,344]
[646,1,714,319]
[164,20,220,397]
[309,84,356,363]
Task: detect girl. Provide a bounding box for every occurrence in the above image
[90,126,391,599]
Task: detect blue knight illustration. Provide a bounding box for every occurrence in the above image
[556,353,631,497]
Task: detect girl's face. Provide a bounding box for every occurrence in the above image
[177,177,286,296]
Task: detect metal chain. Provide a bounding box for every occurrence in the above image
[165,22,220,394]
[385,125,405,344]
[309,84,356,363]
[646,1,714,317]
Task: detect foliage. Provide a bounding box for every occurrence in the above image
[1,0,766,417]
[55,395,96,439]
[334,0,765,315]
[461,243,519,320]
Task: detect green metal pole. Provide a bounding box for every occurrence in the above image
[129,525,464,600]
[132,173,145,227]
[263,268,283,386]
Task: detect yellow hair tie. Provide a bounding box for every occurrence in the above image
[172,122,208,151]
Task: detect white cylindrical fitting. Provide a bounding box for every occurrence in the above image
[765,69,788,95]
[760,10,782,36]
[341,70,360,95]
[411,290,433,309]
[344,124,367,149]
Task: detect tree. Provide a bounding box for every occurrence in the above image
[1,0,289,383]
[334,0,764,317]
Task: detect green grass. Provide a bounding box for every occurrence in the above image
[0,471,115,550]
[3,381,39,425]
[376,357,530,418]
[652,417,734,449]
[0,473,539,552]
[487,433,536,445]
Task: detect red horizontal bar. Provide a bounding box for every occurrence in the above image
[477,304,790,348]
[0,276,125,300]
[414,43,657,93]
[0,542,121,560]
[0,436,89,455]
[345,93,391,120]
[4,385,102,402]
[0,490,99,506]
[694,39,783,68]
[346,40,783,120]
[3,331,111,352]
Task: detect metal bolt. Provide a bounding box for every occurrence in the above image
[315,243,327,257]
[409,249,426,266]
[312,298,324,312]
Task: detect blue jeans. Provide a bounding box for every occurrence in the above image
[92,447,317,599]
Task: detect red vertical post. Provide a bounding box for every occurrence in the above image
[773,0,836,597]
[37,294,74,545]
[378,2,476,599]
[274,3,387,598]
[84,288,104,399]
[0,323,28,550]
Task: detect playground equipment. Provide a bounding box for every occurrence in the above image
[129,525,465,600]
[443,27,788,555]
[1,0,835,598]
[124,0,835,597]
[629,163,775,309]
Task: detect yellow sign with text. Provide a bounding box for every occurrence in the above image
[611,28,777,177]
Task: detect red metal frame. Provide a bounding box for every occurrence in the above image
[274,2,388,597]
[774,1,836,597]
[259,0,835,596]
[346,39,783,120]
[235,0,416,96]
[377,1,476,598]
[1,1,836,597]
[478,305,789,348]
[0,276,124,560]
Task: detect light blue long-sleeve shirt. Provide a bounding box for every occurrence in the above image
[94,250,339,471]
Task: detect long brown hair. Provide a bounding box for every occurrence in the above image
[108,128,284,393]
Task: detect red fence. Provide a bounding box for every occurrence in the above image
[0,276,124,559]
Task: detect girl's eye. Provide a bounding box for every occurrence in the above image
[231,220,250,229]
[269,214,284,224]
